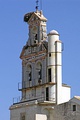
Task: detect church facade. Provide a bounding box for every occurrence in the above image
[9,9,72,120]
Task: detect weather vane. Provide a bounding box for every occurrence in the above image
[35,0,39,11]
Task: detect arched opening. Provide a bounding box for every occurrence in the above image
[35,34,37,40]
[36,62,42,83]
[27,65,32,81]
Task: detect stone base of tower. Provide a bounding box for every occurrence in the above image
[10,97,80,120]
[10,100,55,120]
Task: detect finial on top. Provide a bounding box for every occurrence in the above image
[35,0,39,11]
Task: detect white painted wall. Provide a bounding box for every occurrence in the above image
[61,86,71,103]
[49,85,56,102]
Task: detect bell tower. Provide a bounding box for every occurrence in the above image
[19,10,49,102]
[24,10,47,46]
[9,3,71,120]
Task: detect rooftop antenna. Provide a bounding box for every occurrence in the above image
[35,0,39,11]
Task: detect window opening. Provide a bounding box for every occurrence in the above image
[46,87,49,101]
[49,53,51,57]
[35,34,37,40]
[73,105,76,111]
[38,69,42,83]
[37,63,42,83]
[27,65,32,81]
[48,68,51,82]
[29,72,31,81]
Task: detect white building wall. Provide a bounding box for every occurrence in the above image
[61,86,71,103]
[49,85,56,102]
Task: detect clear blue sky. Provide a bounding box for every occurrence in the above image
[0,0,80,120]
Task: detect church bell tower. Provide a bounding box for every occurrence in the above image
[9,3,71,120]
